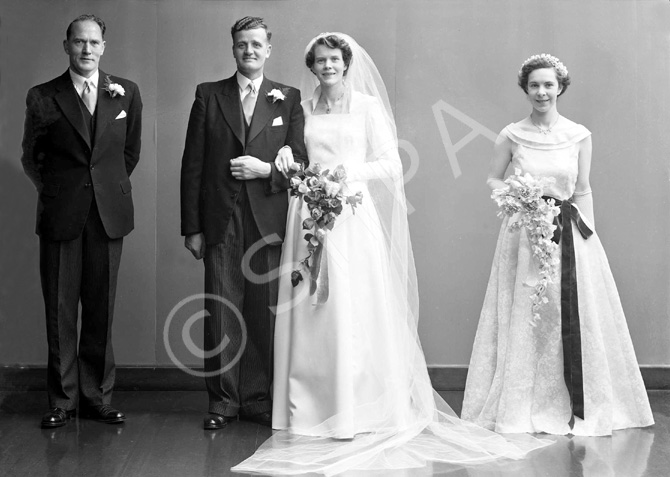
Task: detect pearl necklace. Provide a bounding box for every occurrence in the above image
[324,90,345,114]
[531,114,560,135]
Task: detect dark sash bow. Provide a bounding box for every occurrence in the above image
[543,196,593,427]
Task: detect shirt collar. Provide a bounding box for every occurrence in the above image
[69,69,99,94]
[236,71,263,93]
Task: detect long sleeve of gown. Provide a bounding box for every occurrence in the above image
[345,99,403,182]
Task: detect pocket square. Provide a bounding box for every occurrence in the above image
[272,116,283,127]
[115,110,127,120]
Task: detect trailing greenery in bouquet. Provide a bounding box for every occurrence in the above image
[288,163,363,301]
[492,169,561,325]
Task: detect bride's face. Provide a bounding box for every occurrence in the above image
[311,45,347,88]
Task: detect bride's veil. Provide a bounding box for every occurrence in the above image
[232,33,553,476]
[300,33,397,141]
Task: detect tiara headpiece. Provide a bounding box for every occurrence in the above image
[518,53,568,77]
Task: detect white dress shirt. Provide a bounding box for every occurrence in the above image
[69,69,99,98]
[236,71,263,102]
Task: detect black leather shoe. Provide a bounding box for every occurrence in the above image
[240,411,272,427]
[82,405,126,424]
[41,408,76,428]
[203,414,237,430]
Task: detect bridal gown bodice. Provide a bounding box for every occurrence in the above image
[303,101,366,169]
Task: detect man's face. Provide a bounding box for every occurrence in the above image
[63,20,105,78]
[232,28,271,79]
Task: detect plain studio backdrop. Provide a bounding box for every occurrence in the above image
[0,0,668,374]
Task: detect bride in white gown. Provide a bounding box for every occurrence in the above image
[232,33,551,476]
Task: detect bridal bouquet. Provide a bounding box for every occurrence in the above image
[288,163,363,302]
[492,169,561,325]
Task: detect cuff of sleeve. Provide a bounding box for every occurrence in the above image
[266,163,290,194]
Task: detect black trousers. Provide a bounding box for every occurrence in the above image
[39,199,123,410]
[204,188,281,417]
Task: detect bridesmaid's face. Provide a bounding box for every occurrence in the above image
[526,68,563,113]
[311,45,347,87]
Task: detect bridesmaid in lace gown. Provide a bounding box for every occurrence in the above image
[462,54,654,436]
[232,35,551,476]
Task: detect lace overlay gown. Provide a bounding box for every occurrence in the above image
[461,121,654,436]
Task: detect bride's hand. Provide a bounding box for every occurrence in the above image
[274,145,295,178]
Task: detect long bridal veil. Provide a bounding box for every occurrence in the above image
[232,33,552,476]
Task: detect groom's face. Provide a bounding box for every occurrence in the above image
[232,28,271,79]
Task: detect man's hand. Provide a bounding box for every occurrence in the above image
[230,156,272,180]
[185,233,206,260]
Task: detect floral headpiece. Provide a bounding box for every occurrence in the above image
[518,54,568,77]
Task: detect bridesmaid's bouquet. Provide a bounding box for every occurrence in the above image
[492,169,561,325]
[288,163,363,301]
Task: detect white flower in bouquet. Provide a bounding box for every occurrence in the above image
[493,169,561,325]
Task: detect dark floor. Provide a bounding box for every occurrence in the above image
[0,390,667,476]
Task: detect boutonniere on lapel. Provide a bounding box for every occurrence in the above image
[103,75,125,98]
[266,88,287,103]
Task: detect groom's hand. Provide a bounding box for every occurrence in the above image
[185,233,206,260]
[230,155,271,180]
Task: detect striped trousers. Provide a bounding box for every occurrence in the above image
[204,188,281,417]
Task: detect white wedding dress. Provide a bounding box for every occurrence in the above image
[272,92,412,438]
[231,91,552,476]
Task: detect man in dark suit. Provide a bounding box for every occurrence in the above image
[21,14,142,428]
[180,16,306,430]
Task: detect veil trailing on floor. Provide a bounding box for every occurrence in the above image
[232,33,553,476]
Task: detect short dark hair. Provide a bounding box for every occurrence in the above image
[305,34,353,75]
[518,55,571,97]
[66,14,106,40]
[231,16,271,41]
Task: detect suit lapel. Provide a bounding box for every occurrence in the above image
[93,70,120,150]
[215,77,245,146]
[54,71,91,148]
[247,77,280,145]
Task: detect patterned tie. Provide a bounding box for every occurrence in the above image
[242,82,256,125]
[82,80,96,114]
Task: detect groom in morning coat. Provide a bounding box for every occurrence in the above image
[180,16,307,430]
[21,14,142,428]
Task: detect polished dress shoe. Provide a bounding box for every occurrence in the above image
[41,408,76,428]
[240,411,272,427]
[203,414,237,430]
[82,405,126,424]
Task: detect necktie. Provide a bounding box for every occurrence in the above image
[82,80,96,114]
[242,83,256,125]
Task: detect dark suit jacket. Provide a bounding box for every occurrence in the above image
[21,70,142,241]
[180,75,307,246]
